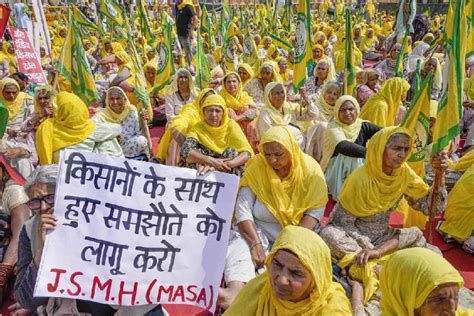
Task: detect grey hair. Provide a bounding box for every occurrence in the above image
[386,133,410,147]
[325,80,341,91]
[24,165,59,192]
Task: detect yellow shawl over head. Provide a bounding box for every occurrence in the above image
[0,78,32,121]
[320,95,364,171]
[224,225,351,316]
[257,61,283,83]
[240,126,328,227]
[186,94,253,155]
[380,248,466,316]
[155,88,216,162]
[316,80,340,122]
[36,92,96,165]
[177,0,193,10]
[96,87,135,124]
[220,72,255,110]
[237,63,255,86]
[338,127,429,217]
[33,85,57,115]
[262,82,300,128]
[166,68,199,99]
[360,77,410,127]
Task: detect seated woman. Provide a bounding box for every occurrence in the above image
[244,61,282,108]
[301,59,336,99]
[224,226,352,315]
[219,126,328,308]
[373,43,402,81]
[156,88,216,165]
[277,57,293,90]
[321,96,381,199]
[13,165,163,315]
[320,127,448,308]
[379,248,472,315]
[257,82,318,149]
[407,57,442,102]
[93,87,149,159]
[360,77,410,127]
[180,94,253,176]
[164,68,199,124]
[36,92,123,165]
[356,69,380,108]
[220,72,258,152]
[237,63,254,87]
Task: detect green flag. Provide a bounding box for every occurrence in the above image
[195,26,211,89]
[344,8,356,95]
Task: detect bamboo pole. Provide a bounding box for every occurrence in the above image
[428,168,443,243]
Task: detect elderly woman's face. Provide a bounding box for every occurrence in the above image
[390,45,401,59]
[203,105,223,127]
[108,91,126,114]
[224,74,240,96]
[261,67,274,82]
[339,101,358,125]
[382,135,411,173]
[263,142,291,171]
[269,250,313,302]
[312,48,322,59]
[417,283,460,316]
[237,68,250,82]
[315,63,329,80]
[3,84,19,102]
[270,85,285,109]
[145,67,156,84]
[177,72,190,90]
[26,183,55,215]
[324,86,340,106]
[278,61,287,73]
[37,92,53,113]
[367,72,379,89]
[423,59,437,76]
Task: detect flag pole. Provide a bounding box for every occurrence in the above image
[428,168,443,243]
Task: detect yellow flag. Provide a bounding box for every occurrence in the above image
[466,0,473,58]
[432,0,467,153]
[291,0,312,93]
[154,22,176,93]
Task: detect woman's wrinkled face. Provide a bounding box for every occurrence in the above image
[203,105,223,127]
[237,68,250,82]
[390,45,401,59]
[324,86,340,106]
[417,283,460,316]
[269,250,313,303]
[37,92,53,112]
[422,59,437,76]
[315,63,329,80]
[338,101,358,125]
[261,66,274,82]
[263,142,291,171]
[367,72,379,90]
[224,74,240,96]
[177,72,190,90]
[382,135,411,172]
[108,91,126,114]
[145,67,156,84]
[2,84,19,102]
[270,85,285,109]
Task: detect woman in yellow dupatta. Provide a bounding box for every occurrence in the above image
[320,127,449,307]
[220,72,258,151]
[0,78,33,125]
[360,77,410,127]
[224,226,351,315]
[237,63,255,87]
[0,42,17,74]
[181,94,253,176]
[380,248,471,315]
[155,88,216,164]
[244,61,283,108]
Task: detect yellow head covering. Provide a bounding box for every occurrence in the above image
[95,87,135,124]
[220,72,255,110]
[359,29,377,52]
[33,85,57,115]
[262,82,299,128]
[155,89,216,162]
[0,78,31,121]
[257,61,283,83]
[166,68,199,99]
[320,95,364,170]
[265,44,278,60]
[312,44,327,63]
[240,126,328,227]
[338,127,429,217]
[115,50,133,72]
[439,163,474,242]
[177,0,193,10]
[36,92,96,165]
[237,63,255,86]
[380,248,465,316]
[186,94,253,155]
[224,225,352,316]
[360,77,410,127]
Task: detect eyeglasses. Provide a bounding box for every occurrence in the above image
[26,194,55,211]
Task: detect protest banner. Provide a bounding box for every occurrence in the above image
[34,150,239,312]
[0,4,11,38]
[10,26,47,84]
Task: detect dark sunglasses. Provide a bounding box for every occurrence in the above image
[26,194,55,211]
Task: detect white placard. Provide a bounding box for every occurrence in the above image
[34,150,239,312]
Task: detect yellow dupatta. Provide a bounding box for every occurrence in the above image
[261,82,299,128]
[360,77,410,127]
[359,31,377,52]
[338,127,429,217]
[224,226,352,316]
[320,95,364,171]
[239,126,328,227]
[186,94,253,155]
[36,92,96,165]
[95,87,135,124]
[312,44,327,63]
[0,78,32,121]
[166,68,199,99]
[237,63,255,86]
[155,88,216,162]
[257,61,283,83]
[177,0,193,10]
[33,85,57,115]
[219,72,255,110]
[316,81,339,122]
[380,248,468,316]
[439,163,474,241]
